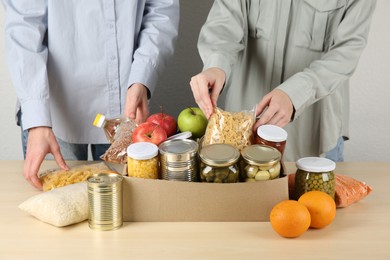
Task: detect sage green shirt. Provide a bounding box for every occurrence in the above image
[198,0,376,161]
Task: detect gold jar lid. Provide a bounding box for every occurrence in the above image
[199,143,240,167]
[241,144,281,166]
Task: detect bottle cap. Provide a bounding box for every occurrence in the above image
[296,157,336,172]
[127,142,158,160]
[93,114,106,128]
[257,125,288,142]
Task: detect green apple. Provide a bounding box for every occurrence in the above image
[177,107,208,139]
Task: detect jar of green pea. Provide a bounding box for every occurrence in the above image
[294,157,336,200]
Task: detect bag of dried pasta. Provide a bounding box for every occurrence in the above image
[39,162,115,191]
[202,107,256,151]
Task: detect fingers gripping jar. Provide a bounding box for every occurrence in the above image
[294,157,336,200]
[199,144,240,183]
[127,142,159,179]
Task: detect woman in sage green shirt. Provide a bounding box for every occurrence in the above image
[190,0,376,162]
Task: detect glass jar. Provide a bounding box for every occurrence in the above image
[241,144,282,182]
[294,157,336,200]
[255,125,288,156]
[127,142,159,179]
[199,144,240,183]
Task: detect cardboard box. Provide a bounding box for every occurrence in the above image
[122,168,289,222]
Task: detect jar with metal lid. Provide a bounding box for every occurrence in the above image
[159,139,198,182]
[255,125,288,156]
[127,142,159,179]
[199,143,240,183]
[294,157,336,200]
[241,144,282,182]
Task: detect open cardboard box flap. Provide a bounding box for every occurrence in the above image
[122,166,289,222]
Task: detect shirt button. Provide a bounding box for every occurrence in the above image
[108,23,114,29]
[110,55,116,60]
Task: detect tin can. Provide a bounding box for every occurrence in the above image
[87,173,123,231]
[159,139,199,181]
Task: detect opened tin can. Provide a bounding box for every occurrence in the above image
[159,139,199,181]
[87,173,123,231]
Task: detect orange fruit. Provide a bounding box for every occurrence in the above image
[298,191,336,229]
[270,200,311,238]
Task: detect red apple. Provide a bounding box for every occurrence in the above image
[146,112,177,137]
[132,122,167,146]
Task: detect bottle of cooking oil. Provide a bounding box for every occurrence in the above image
[93,113,123,143]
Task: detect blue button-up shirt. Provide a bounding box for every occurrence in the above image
[3,0,179,143]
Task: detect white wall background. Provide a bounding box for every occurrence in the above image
[0,1,389,162]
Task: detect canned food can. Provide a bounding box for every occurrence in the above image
[87,173,123,231]
[159,139,199,181]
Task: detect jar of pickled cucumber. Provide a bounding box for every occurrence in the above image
[241,144,282,182]
[294,157,336,200]
[199,144,240,183]
[127,142,159,179]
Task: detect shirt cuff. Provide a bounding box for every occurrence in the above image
[128,60,159,99]
[203,53,232,81]
[276,72,314,120]
[20,99,51,131]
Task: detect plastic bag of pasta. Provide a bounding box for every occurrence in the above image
[39,162,115,191]
[202,107,256,151]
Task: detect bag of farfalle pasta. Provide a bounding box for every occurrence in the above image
[202,107,256,151]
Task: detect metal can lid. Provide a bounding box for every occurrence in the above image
[159,139,198,155]
[257,125,288,142]
[199,143,240,167]
[241,144,281,166]
[296,157,336,172]
[127,142,158,160]
[87,173,123,186]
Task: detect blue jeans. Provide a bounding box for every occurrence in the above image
[18,110,109,160]
[324,137,345,162]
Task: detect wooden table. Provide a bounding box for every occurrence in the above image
[0,161,389,259]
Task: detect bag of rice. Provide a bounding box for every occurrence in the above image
[19,182,88,227]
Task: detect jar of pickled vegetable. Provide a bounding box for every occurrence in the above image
[294,157,336,200]
[255,125,288,156]
[241,144,282,182]
[199,144,240,183]
[127,142,159,179]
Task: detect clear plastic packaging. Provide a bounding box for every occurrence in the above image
[93,114,123,143]
[101,118,138,164]
[202,107,255,151]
